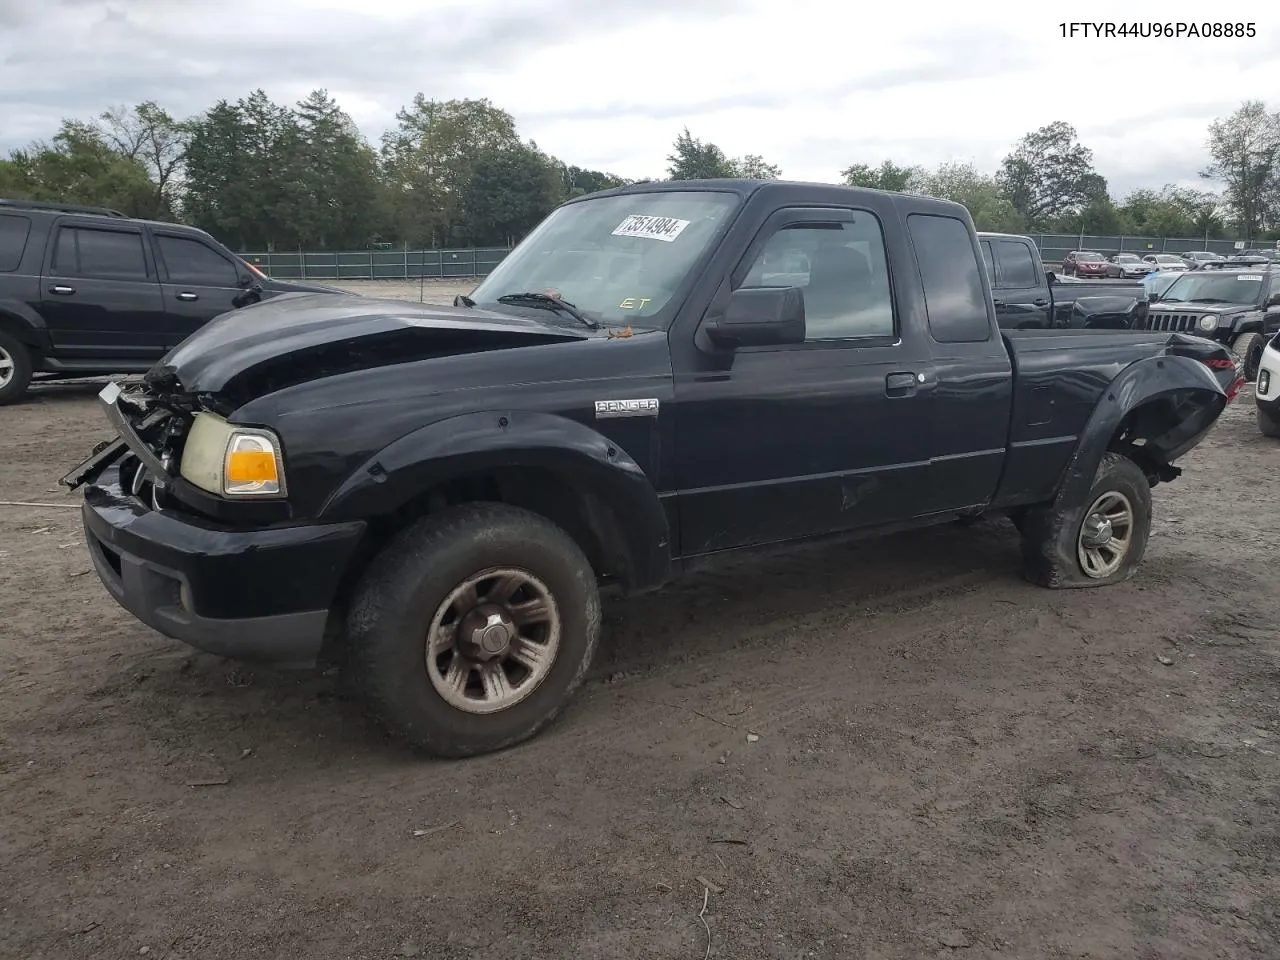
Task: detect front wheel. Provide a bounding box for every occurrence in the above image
[1232,331,1264,382]
[346,502,601,758]
[1019,452,1152,589]
[1259,403,1280,438]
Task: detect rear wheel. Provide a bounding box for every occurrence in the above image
[1259,403,1280,439]
[346,502,601,758]
[1020,452,1152,589]
[0,331,33,405]
[1232,331,1264,382]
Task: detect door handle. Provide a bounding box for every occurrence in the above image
[176,292,199,301]
[49,285,75,295]
[1033,298,1049,306]
[992,298,1006,307]
[885,372,919,398]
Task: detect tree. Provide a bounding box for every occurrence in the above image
[0,120,156,215]
[292,89,382,248]
[840,160,922,193]
[464,142,564,246]
[381,96,521,246]
[997,122,1104,228]
[1201,100,1280,241]
[666,127,737,180]
[561,165,629,198]
[914,161,1023,233]
[96,101,187,219]
[181,91,307,250]
[731,154,781,180]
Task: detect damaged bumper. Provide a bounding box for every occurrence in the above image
[82,463,365,666]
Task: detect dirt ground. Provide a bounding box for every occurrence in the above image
[1,323,1278,958]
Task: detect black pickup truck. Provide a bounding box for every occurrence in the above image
[63,179,1242,758]
[0,198,337,404]
[978,232,1149,330]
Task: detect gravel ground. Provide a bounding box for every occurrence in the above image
[1,354,1277,958]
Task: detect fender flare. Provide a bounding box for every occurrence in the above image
[319,409,672,591]
[1052,353,1226,510]
[1224,313,1264,336]
[0,299,50,349]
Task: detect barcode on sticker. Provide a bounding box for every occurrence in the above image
[611,215,690,242]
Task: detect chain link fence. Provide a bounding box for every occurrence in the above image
[238,247,512,280]
[240,236,1277,280]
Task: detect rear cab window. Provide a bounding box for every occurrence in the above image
[0,214,32,272]
[907,214,991,343]
[995,239,1040,288]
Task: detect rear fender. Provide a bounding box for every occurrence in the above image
[319,410,671,591]
[0,300,50,350]
[1052,353,1226,510]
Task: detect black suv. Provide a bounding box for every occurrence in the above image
[1140,260,1280,381]
[0,199,339,404]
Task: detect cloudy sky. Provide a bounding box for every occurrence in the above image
[2,0,1278,198]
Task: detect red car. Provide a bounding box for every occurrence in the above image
[1062,250,1110,277]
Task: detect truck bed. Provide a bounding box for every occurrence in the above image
[992,328,1221,508]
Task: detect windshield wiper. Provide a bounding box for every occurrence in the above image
[1187,298,1232,303]
[495,292,599,330]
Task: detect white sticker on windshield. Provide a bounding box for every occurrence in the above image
[612,214,690,243]
[1239,274,1262,281]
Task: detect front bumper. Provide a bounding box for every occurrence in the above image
[82,464,366,665]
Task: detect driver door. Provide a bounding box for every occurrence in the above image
[671,204,937,556]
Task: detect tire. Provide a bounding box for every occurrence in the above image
[1019,452,1152,589]
[346,502,601,758]
[0,331,33,405]
[1231,332,1264,382]
[1259,403,1280,439]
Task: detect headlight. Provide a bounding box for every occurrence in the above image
[179,412,286,498]
[1198,315,1217,332]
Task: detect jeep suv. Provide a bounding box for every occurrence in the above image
[0,199,339,404]
[1138,262,1280,381]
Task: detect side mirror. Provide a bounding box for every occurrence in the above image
[1045,270,1057,286]
[703,286,806,348]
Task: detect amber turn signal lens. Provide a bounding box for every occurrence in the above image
[226,449,277,484]
[224,434,281,494]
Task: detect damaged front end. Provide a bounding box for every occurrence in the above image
[59,380,200,505]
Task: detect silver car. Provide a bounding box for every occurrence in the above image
[1142,254,1189,273]
[1106,253,1156,278]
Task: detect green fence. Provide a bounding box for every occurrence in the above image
[238,247,512,280]
[239,236,1276,280]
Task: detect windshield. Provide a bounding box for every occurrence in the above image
[1155,255,1182,263]
[1115,254,1140,262]
[1160,273,1264,305]
[468,190,740,326]
[1077,253,1103,262]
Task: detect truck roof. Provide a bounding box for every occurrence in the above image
[578,178,973,219]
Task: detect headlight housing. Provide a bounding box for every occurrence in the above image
[1198,315,1217,332]
[179,412,287,498]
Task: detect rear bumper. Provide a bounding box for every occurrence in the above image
[82,464,366,666]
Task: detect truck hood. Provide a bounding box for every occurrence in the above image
[145,292,591,401]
